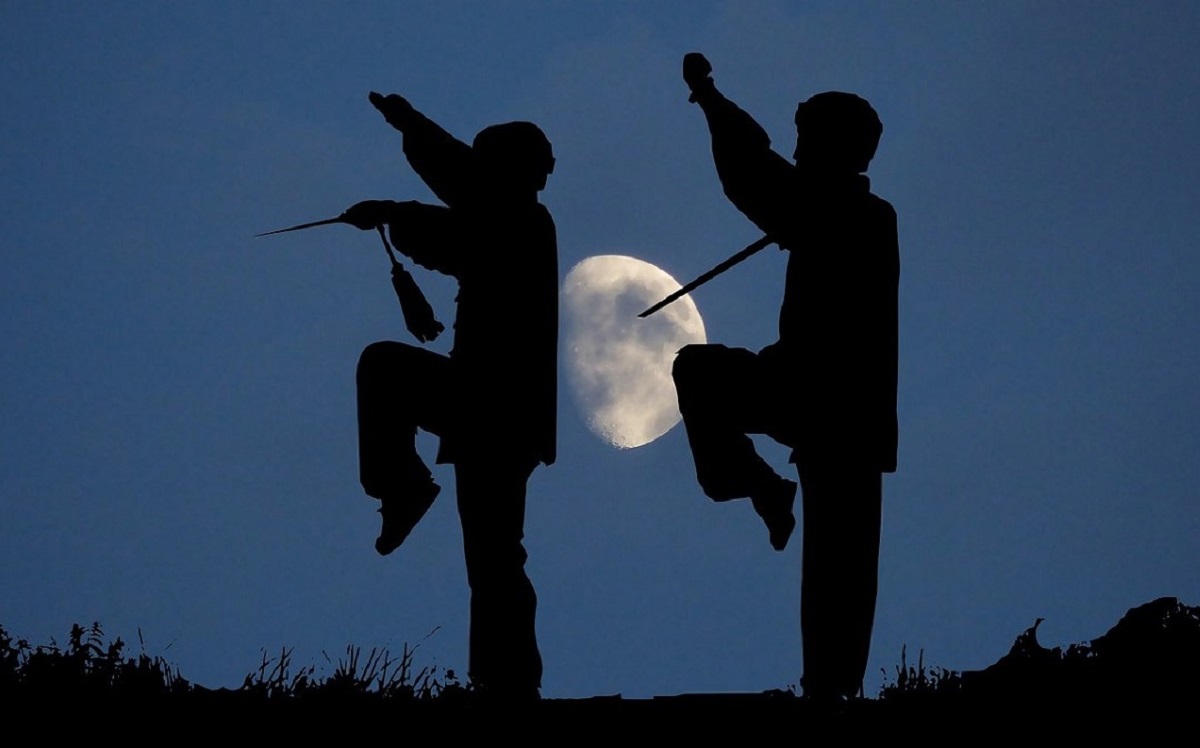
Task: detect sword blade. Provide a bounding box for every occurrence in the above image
[254,216,345,237]
[638,235,775,318]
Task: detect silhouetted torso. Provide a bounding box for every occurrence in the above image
[383,108,558,467]
[695,86,898,471]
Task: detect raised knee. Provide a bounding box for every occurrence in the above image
[672,344,708,382]
[674,344,732,391]
[358,340,419,381]
[359,340,400,368]
[358,341,388,370]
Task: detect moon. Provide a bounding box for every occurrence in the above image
[562,255,707,449]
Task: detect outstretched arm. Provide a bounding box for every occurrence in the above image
[369,92,475,208]
[342,199,465,277]
[683,54,797,241]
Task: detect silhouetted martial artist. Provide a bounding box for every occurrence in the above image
[343,92,557,698]
[673,53,898,700]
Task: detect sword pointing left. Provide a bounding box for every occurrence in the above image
[254,214,445,343]
[254,215,348,237]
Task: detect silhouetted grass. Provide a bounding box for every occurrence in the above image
[878,596,1200,718]
[1,622,188,702]
[240,636,465,703]
[878,644,963,700]
[4,597,1197,729]
[1,621,464,709]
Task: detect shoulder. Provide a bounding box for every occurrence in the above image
[531,203,558,250]
[862,193,899,273]
[860,192,898,240]
[533,202,556,228]
[864,191,895,219]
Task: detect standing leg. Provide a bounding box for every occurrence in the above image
[356,341,451,554]
[455,456,542,698]
[797,464,882,699]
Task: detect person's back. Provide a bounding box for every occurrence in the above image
[774,173,898,472]
[442,188,557,467]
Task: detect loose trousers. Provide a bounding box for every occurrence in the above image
[672,343,881,698]
[356,341,542,694]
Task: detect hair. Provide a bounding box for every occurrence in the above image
[794,92,882,174]
[472,121,555,186]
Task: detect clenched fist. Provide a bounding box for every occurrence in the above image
[341,200,397,230]
[683,52,713,89]
[369,91,415,132]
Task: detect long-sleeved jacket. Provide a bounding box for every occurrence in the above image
[694,87,898,473]
[382,110,558,468]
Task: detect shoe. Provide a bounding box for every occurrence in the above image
[751,478,797,551]
[375,481,440,556]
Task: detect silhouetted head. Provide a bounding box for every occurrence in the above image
[793,92,882,175]
[472,121,556,195]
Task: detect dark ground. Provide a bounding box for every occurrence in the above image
[4,597,1195,735]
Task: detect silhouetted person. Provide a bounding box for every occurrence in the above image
[673,53,898,701]
[343,92,557,698]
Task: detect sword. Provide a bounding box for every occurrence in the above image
[638,235,775,318]
[254,214,349,237]
[255,213,444,343]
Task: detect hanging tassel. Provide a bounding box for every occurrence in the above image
[377,226,444,343]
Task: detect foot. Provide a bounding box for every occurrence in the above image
[751,478,797,551]
[375,480,440,556]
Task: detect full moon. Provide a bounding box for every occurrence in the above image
[563,255,707,449]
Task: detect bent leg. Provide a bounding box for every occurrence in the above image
[357,341,453,555]
[356,341,452,500]
[455,457,542,697]
[672,344,785,501]
[798,464,882,699]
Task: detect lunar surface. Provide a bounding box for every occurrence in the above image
[562,255,707,449]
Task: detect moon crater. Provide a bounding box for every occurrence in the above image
[563,255,707,448]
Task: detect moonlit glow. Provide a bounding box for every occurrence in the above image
[563,255,707,448]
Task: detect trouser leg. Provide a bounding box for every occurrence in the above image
[798,465,882,698]
[671,344,785,501]
[455,457,542,696]
[355,341,450,500]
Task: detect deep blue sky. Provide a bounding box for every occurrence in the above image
[3,2,1198,697]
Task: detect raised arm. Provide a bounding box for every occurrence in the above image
[683,54,797,241]
[369,92,475,209]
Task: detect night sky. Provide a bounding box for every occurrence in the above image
[3,2,1198,698]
